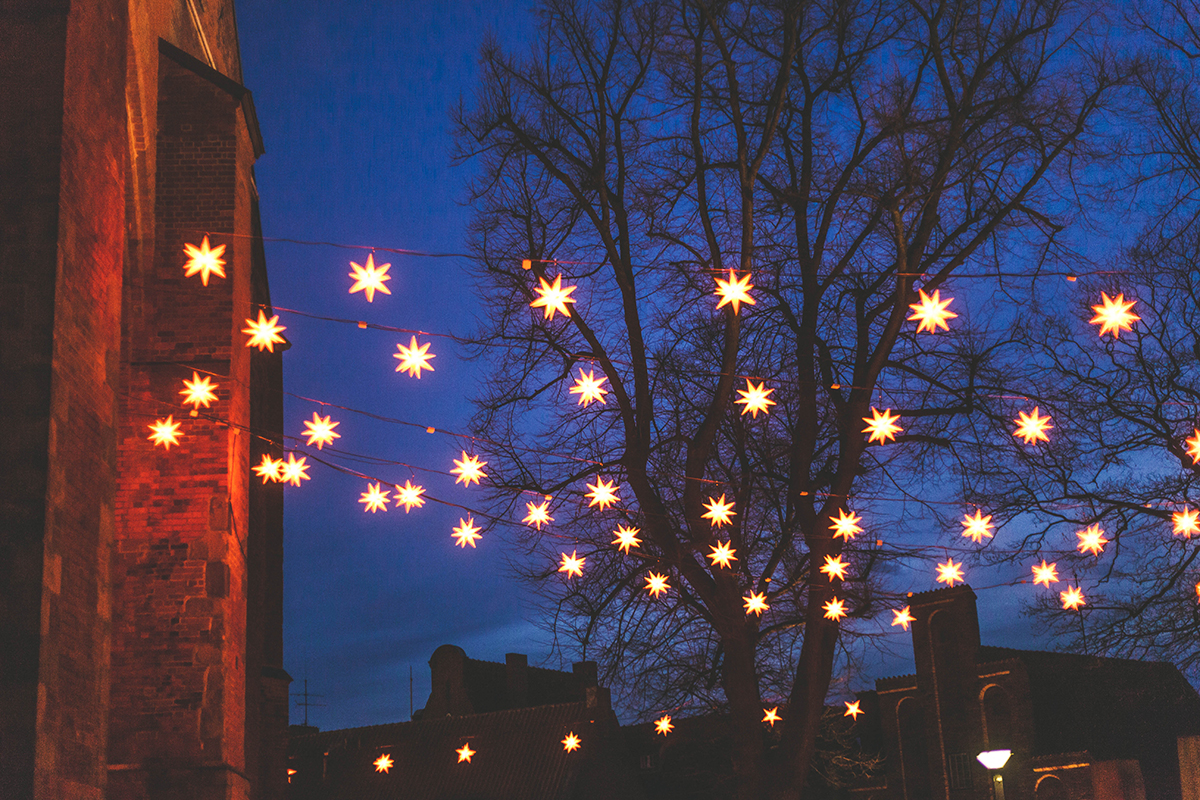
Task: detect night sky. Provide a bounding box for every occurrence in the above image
[235,0,1052,732]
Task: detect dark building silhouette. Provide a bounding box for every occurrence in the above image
[1,2,286,798]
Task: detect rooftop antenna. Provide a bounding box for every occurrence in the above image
[291,677,326,727]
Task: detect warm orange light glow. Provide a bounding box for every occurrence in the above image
[820,554,849,582]
[936,558,965,586]
[253,454,283,483]
[1186,429,1200,464]
[736,379,776,418]
[302,412,341,450]
[707,540,738,569]
[862,408,902,443]
[744,591,769,616]
[1060,585,1086,610]
[1032,560,1059,588]
[348,254,392,303]
[180,371,218,409]
[242,310,287,352]
[823,597,847,620]
[393,336,435,378]
[359,482,390,513]
[1089,292,1139,338]
[523,500,553,530]
[562,732,581,752]
[702,494,736,527]
[714,268,755,314]
[148,416,182,449]
[907,288,957,332]
[452,517,483,548]
[645,572,670,598]
[288,768,297,783]
[559,550,585,578]
[891,606,915,631]
[451,452,487,486]
[1173,508,1199,538]
[530,274,577,320]
[569,368,608,406]
[182,236,226,286]
[394,480,426,512]
[829,509,863,541]
[612,525,642,553]
[654,715,674,735]
[843,700,863,720]
[280,453,311,486]
[762,707,781,727]
[1195,581,1200,603]
[586,478,620,510]
[1013,407,1052,444]
[373,753,394,773]
[456,744,475,763]
[961,510,995,543]
[1076,524,1108,556]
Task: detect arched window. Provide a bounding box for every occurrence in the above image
[897,696,932,799]
[981,684,1013,749]
[1036,775,1068,800]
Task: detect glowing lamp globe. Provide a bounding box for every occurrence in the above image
[976,749,1012,770]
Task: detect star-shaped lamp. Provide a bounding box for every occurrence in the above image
[707,540,738,569]
[569,368,608,406]
[645,572,670,598]
[1186,429,1200,464]
[523,500,553,530]
[702,494,736,527]
[891,606,915,631]
[961,510,994,543]
[1060,585,1086,610]
[735,379,775,418]
[456,743,475,763]
[612,525,642,553]
[279,454,310,486]
[242,310,287,352]
[148,416,182,450]
[843,700,863,720]
[394,480,426,512]
[820,554,849,582]
[1031,560,1059,588]
[654,715,673,735]
[907,288,957,332]
[253,454,283,483]
[936,558,965,586]
[530,274,577,320]
[823,597,847,620]
[714,269,755,313]
[359,483,390,513]
[348,254,392,303]
[451,452,487,486]
[1076,524,1108,556]
[829,509,863,541]
[586,478,620,510]
[393,336,435,378]
[302,412,341,450]
[562,732,581,752]
[1089,292,1138,338]
[862,408,902,443]
[182,236,227,286]
[558,550,585,578]
[452,517,483,548]
[1173,508,1199,538]
[762,707,781,727]
[744,592,769,616]
[180,372,218,410]
[373,753,394,773]
[1013,407,1052,445]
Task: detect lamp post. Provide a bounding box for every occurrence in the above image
[976,749,1012,800]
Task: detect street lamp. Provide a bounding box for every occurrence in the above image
[977,750,1012,800]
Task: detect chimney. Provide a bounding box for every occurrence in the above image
[506,653,529,708]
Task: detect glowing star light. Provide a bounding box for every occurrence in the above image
[347,254,392,303]
[1013,407,1052,445]
[242,310,286,352]
[744,592,769,616]
[586,478,620,510]
[148,416,182,449]
[612,525,642,553]
[569,368,608,406]
[702,494,736,527]
[936,558,965,586]
[862,408,902,444]
[1089,292,1139,338]
[908,288,957,332]
[393,336,435,378]
[820,554,849,582]
[714,269,755,314]
[645,572,670,598]
[523,500,553,530]
[279,453,310,486]
[891,606,915,631]
[823,597,847,620]
[394,480,426,513]
[302,412,341,450]
[180,372,218,409]
[530,274,577,320]
[735,379,775,418]
[1173,508,1200,538]
[559,550,585,578]
[1060,585,1086,610]
[830,509,863,541]
[359,483,390,513]
[451,452,487,486]
[182,236,226,286]
[1186,429,1200,464]
[373,753,394,773]
[456,743,475,763]
[961,510,995,543]
[1032,560,1059,588]
[1076,524,1108,556]
[452,517,482,548]
[253,454,283,483]
[562,732,581,752]
[762,707,781,727]
[843,700,863,720]
[707,541,738,569]
[654,715,674,735]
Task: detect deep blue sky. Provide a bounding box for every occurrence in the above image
[236,0,1052,732]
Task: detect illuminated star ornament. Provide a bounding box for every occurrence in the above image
[936,558,965,586]
[456,744,475,764]
[645,572,670,598]
[1076,524,1108,556]
[393,336,435,378]
[586,478,620,510]
[612,525,642,553]
[569,368,608,406]
[1031,560,1059,588]
[559,550,585,578]
[182,236,226,286]
[530,274,577,320]
[1173,508,1199,538]
[359,483,389,513]
[823,597,847,620]
[702,494,737,527]
[452,517,483,548]
[1185,429,1200,464]
[302,412,341,450]
[821,554,849,582]
[862,408,902,444]
[562,732,581,752]
[713,268,755,314]
[843,700,863,720]
[1013,406,1052,445]
[1089,292,1139,338]
[762,707,781,727]
[523,500,553,530]
[891,606,915,631]
[394,480,426,512]
[707,541,738,569]
[373,753,394,773]
[829,509,863,541]
[735,379,775,418]
[253,454,283,483]
[451,452,487,486]
[907,288,957,332]
[180,372,218,409]
[744,592,769,616]
[654,715,674,736]
[148,416,182,449]
[1060,585,1086,610]
[347,254,392,303]
[280,453,310,486]
[242,310,287,352]
[961,510,995,543]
